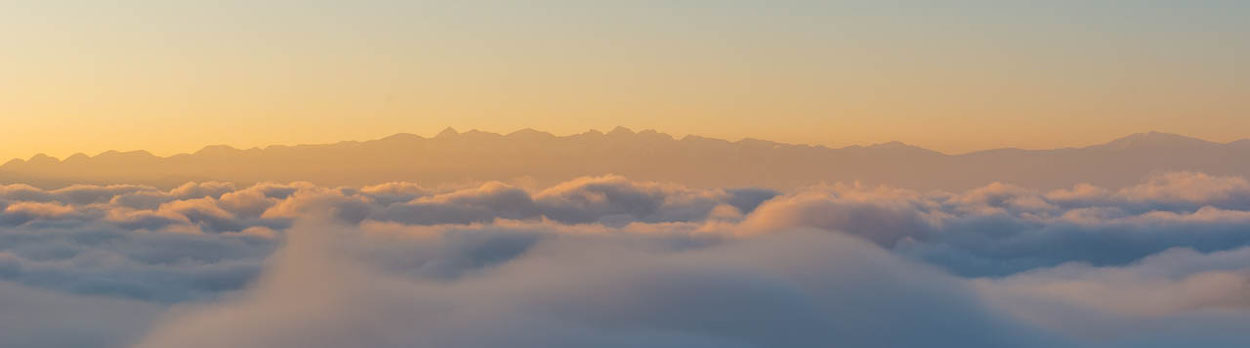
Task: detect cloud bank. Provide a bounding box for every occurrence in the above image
[3,173,1250,347]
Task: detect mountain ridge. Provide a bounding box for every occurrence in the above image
[2,128,1248,191]
[5,129,1235,164]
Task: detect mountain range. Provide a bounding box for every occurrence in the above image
[3,127,1249,191]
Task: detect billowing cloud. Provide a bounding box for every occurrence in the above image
[976,245,1250,346]
[136,220,1060,348]
[3,172,1250,347]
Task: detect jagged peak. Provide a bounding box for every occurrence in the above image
[635,129,674,140]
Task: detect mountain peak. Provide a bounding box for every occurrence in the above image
[28,153,58,163]
[435,127,460,138]
[461,129,499,137]
[95,150,158,160]
[65,153,90,162]
[861,141,938,154]
[636,129,674,141]
[195,145,239,155]
[1100,131,1214,150]
[380,133,423,142]
[507,128,555,139]
[607,126,635,136]
[869,141,910,149]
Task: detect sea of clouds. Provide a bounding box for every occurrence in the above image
[3,173,1250,347]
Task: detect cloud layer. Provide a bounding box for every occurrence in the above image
[3,173,1250,347]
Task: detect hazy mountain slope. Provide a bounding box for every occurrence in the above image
[2,128,1247,191]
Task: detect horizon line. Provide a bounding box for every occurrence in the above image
[5,127,1247,164]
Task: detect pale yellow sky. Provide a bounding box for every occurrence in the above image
[2,1,1248,160]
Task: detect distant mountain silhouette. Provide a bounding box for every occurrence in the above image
[3,128,1248,190]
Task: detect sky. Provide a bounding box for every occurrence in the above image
[6,3,1250,345]
[2,0,1248,160]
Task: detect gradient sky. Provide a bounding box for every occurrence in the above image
[2,0,1248,160]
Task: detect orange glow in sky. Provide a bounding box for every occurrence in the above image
[2,1,1247,160]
